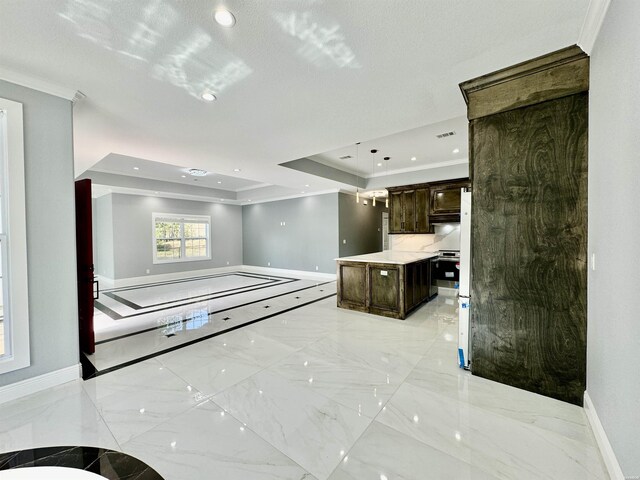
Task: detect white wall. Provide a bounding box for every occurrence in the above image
[587,0,640,476]
[98,193,243,280]
[0,80,78,386]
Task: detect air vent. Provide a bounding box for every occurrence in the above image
[436,131,456,139]
[339,155,353,160]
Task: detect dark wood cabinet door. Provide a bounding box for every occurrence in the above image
[389,191,403,233]
[338,263,367,308]
[402,190,416,233]
[470,93,588,406]
[430,185,462,215]
[370,266,400,312]
[415,188,429,232]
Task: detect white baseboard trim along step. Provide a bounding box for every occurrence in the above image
[583,391,625,480]
[0,364,80,405]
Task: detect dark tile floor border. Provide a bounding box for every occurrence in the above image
[83,291,337,379]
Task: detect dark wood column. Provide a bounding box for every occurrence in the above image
[460,46,589,405]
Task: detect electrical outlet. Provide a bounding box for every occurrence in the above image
[343,239,347,244]
[226,261,230,265]
[315,265,319,271]
[267,262,271,267]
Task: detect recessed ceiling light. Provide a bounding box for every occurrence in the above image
[377,163,382,167]
[453,148,460,154]
[181,175,186,178]
[304,184,310,187]
[154,191,159,194]
[247,199,252,202]
[188,168,207,176]
[133,166,140,170]
[214,9,236,27]
[233,168,241,172]
[411,157,417,161]
[220,198,225,201]
[301,191,305,194]
[201,91,216,102]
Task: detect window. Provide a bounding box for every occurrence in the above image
[153,213,211,263]
[0,97,30,374]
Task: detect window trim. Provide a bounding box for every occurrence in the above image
[0,97,31,374]
[152,212,211,264]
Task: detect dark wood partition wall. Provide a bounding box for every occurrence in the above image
[460,46,589,405]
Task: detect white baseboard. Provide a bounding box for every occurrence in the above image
[0,364,80,405]
[100,265,336,289]
[584,391,625,480]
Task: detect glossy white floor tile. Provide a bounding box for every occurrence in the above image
[123,399,317,480]
[0,381,119,453]
[213,369,371,480]
[82,359,205,444]
[328,422,501,480]
[0,286,609,480]
[376,382,607,480]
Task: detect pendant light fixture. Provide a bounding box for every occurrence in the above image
[384,157,390,208]
[355,142,361,204]
[370,149,378,207]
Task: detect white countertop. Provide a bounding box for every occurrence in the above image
[335,251,438,265]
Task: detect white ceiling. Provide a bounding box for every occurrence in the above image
[0,0,590,201]
[90,153,267,191]
[311,116,469,178]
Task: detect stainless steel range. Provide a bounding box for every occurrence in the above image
[431,250,461,293]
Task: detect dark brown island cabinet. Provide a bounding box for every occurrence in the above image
[336,251,437,320]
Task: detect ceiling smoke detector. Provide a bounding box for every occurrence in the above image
[188,168,207,177]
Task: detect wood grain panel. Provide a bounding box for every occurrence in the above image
[389,191,403,233]
[337,263,367,310]
[470,93,588,405]
[370,266,400,312]
[415,188,429,232]
[403,190,416,233]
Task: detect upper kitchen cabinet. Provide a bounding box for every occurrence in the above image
[388,179,469,234]
[388,185,420,233]
[429,178,471,223]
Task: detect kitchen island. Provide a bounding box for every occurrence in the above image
[336,251,438,319]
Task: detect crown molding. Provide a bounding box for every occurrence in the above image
[0,67,80,101]
[577,0,612,55]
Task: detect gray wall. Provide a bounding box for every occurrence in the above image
[242,194,339,273]
[0,80,78,386]
[102,194,243,279]
[338,192,386,257]
[587,1,640,475]
[94,194,114,279]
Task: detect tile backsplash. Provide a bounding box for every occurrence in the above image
[390,224,460,252]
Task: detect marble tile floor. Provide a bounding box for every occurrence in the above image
[88,275,335,373]
[0,295,608,480]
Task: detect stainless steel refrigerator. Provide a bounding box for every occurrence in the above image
[458,188,472,369]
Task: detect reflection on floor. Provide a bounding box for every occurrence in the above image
[87,271,335,376]
[0,294,607,480]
